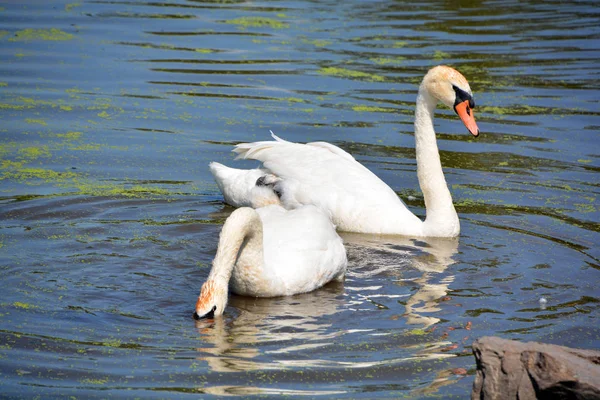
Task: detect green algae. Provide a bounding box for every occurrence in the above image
[0,103,29,110]
[9,28,74,42]
[224,17,289,29]
[406,328,428,336]
[80,378,109,385]
[318,67,385,82]
[352,105,395,113]
[18,146,51,160]
[102,339,122,348]
[68,143,101,151]
[2,168,77,183]
[433,50,451,60]
[574,202,596,213]
[370,56,405,65]
[25,118,47,126]
[0,96,75,111]
[1,160,23,170]
[13,302,36,309]
[0,82,7,87]
[69,181,181,199]
[65,3,81,12]
[302,38,331,47]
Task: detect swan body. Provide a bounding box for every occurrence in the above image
[194,204,347,318]
[210,65,479,237]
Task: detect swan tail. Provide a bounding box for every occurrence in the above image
[232,130,291,161]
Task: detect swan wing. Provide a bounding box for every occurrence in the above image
[234,137,419,233]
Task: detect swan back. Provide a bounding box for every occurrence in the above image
[230,204,347,296]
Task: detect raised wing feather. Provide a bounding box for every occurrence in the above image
[233,135,417,233]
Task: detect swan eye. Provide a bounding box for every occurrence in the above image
[452,85,473,108]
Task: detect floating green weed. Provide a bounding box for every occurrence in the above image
[13,302,36,309]
[9,28,74,42]
[352,105,395,113]
[302,38,331,47]
[0,103,28,110]
[433,50,451,60]
[224,17,289,29]
[2,168,77,183]
[68,143,101,151]
[318,67,385,82]
[102,339,122,348]
[18,146,51,160]
[69,181,180,198]
[55,131,82,140]
[406,328,427,336]
[370,56,405,65]
[80,377,109,385]
[25,118,47,126]
[65,3,81,12]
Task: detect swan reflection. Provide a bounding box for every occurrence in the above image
[194,233,458,375]
[194,283,344,372]
[341,233,459,328]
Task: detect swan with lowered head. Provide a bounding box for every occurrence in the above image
[194,186,347,319]
[209,65,479,238]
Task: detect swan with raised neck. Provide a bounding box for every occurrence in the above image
[209,65,479,237]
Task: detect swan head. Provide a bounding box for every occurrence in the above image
[421,65,480,137]
[194,279,227,319]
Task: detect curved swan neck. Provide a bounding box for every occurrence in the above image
[209,208,264,287]
[414,87,459,237]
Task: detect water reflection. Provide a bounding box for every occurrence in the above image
[342,233,458,327]
[194,285,344,372]
[194,233,458,374]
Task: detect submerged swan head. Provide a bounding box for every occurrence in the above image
[194,279,228,319]
[420,65,479,137]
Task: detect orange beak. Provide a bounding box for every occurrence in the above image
[454,100,479,137]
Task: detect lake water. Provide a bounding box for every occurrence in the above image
[1,0,599,398]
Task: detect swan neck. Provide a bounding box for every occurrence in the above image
[209,208,264,287]
[414,88,459,237]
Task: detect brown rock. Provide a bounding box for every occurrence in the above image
[472,336,600,400]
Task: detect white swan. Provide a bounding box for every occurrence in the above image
[210,65,479,237]
[194,198,347,318]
